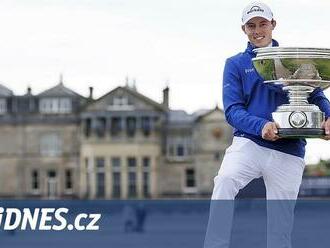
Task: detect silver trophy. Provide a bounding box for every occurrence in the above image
[252,47,330,138]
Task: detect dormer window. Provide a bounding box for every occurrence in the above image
[113,96,128,106]
[40,98,72,114]
[107,96,134,111]
[0,98,7,114]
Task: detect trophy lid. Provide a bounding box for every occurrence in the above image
[252,47,330,89]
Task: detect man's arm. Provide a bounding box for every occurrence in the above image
[308,87,330,117]
[308,88,330,138]
[222,58,277,139]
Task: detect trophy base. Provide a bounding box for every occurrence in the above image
[277,128,325,138]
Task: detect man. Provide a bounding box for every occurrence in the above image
[204,2,330,248]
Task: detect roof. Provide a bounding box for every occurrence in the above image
[0,84,13,97]
[168,107,224,124]
[168,110,194,124]
[38,83,83,98]
[123,86,167,111]
[92,86,167,112]
[194,106,225,122]
[192,109,210,120]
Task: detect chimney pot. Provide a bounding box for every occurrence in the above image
[89,86,94,99]
[162,87,169,109]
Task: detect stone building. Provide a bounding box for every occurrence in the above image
[0,82,232,199]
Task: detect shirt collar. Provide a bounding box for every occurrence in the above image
[246,39,279,55]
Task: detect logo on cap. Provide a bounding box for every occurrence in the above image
[247,6,264,15]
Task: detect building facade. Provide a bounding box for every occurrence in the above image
[0,82,232,199]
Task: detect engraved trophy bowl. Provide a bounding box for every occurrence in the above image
[252,47,330,138]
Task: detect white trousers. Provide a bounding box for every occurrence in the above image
[212,136,305,200]
[204,137,305,248]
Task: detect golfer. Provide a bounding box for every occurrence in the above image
[204,2,330,248]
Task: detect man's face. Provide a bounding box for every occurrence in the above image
[242,17,276,48]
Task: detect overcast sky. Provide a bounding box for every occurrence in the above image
[0,0,329,164]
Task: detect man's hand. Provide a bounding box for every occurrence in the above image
[321,118,330,140]
[262,122,280,141]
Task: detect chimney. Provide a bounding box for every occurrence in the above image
[162,87,169,109]
[27,86,32,95]
[89,86,94,99]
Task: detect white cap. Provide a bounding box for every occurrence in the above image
[242,2,273,25]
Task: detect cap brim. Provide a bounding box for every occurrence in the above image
[242,14,272,25]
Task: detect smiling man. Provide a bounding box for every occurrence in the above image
[204,1,330,248]
[241,3,275,48]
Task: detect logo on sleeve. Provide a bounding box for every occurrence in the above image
[245,68,255,73]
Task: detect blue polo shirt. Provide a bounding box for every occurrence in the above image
[223,40,330,158]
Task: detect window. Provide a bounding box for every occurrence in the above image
[31,170,40,191]
[112,172,121,198]
[59,98,72,113]
[96,157,105,198]
[142,157,150,197]
[128,157,137,168]
[126,117,136,137]
[0,98,7,114]
[128,172,137,198]
[46,170,57,198]
[40,133,62,156]
[111,158,121,197]
[65,169,73,190]
[142,157,150,168]
[39,98,72,114]
[177,145,185,157]
[186,169,196,188]
[96,157,105,171]
[143,172,150,197]
[107,96,134,111]
[167,136,193,159]
[111,157,121,169]
[96,117,106,138]
[141,117,151,136]
[48,170,56,178]
[97,173,105,198]
[111,117,122,136]
[84,118,91,137]
[113,96,128,106]
[127,157,137,198]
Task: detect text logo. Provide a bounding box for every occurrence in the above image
[0,207,101,231]
[247,6,264,15]
[245,68,255,73]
